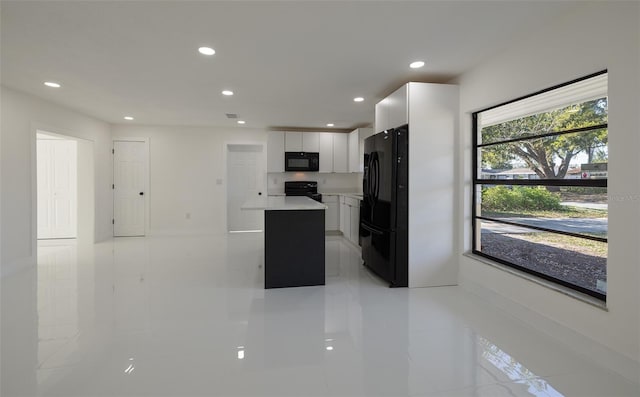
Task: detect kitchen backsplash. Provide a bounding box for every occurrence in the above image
[267,172,361,194]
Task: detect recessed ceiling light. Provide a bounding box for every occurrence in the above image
[124,116,134,121]
[409,61,425,69]
[353,97,364,102]
[237,120,245,124]
[198,47,215,56]
[326,123,334,127]
[44,81,61,88]
[222,90,234,96]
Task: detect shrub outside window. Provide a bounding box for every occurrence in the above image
[472,71,608,301]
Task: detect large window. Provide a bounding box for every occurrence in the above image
[472,71,608,301]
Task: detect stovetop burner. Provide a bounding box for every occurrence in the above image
[284,181,322,202]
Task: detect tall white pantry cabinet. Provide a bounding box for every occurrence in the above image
[375,82,459,288]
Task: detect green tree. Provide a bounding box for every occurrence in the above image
[481,98,607,179]
[592,148,608,163]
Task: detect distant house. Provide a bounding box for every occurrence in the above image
[566,167,582,179]
[581,163,608,179]
[481,168,539,180]
[482,164,607,180]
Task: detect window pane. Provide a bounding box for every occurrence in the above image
[480,98,608,145]
[479,220,607,295]
[473,72,608,300]
[479,130,608,180]
[479,185,608,238]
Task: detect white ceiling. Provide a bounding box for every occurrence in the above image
[1,1,579,131]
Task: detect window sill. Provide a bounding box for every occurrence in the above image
[462,252,608,311]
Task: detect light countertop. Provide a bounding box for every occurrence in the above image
[322,192,363,200]
[267,192,363,200]
[242,196,327,211]
[342,193,364,200]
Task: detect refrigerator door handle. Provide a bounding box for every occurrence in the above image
[367,153,378,208]
[374,156,380,201]
[371,152,380,204]
[361,222,384,236]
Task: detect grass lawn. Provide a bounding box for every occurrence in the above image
[483,206,607,219]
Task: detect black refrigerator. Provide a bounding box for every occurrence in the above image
[360,124,408,287]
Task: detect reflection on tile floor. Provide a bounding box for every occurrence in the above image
[1,234,638,396]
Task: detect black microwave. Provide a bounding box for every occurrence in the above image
[285,152,319,172]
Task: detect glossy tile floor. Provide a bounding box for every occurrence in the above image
[2,234,639,397]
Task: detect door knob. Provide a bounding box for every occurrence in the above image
[139,192,144,196]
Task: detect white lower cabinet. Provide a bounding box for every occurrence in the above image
[322,195,339,231]
[339,197,348,237]
[350,202,359,244]
[338,195,360,246]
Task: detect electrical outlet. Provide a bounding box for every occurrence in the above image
[216,178,223,185]
[273,178,278,185]
[185,213,191,219]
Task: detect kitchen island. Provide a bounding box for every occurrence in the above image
[242,196,326,289]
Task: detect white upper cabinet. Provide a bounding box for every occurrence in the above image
[375,98,388,134]
[332,133,348,173]
[319,133,333,173]
[375,85,408,132]
[388,85,409,129]
[302,132,320,152]
[267,131,285,172]
[359,128,373,173]
[348,128,373,173]
[275,131,353,173]
[348,130,358,172]
[285,132,303,151]
[285,132,320,152]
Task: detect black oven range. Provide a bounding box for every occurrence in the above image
[284,181,322,203]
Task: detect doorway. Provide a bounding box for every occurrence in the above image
[35,130,95,245]
[37,133,77,239]
[226,144,266,232]
[113,140,148,237]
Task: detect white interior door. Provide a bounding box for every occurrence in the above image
[113,141,147,237]
[227,144,265,232]
[37,138,77,239]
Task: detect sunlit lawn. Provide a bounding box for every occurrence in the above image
[483,206,607,219]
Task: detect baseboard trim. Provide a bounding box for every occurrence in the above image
[460,275,640,384]
[147,229,223,237]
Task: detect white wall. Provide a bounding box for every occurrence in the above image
[111,124,269,235]
[267,172,360,195]
[457,2,640,379]
[1,86,113,276]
